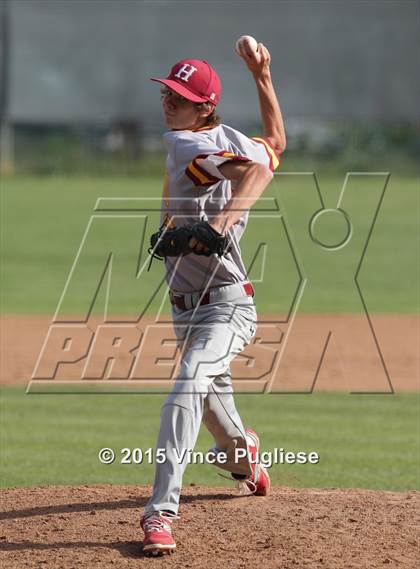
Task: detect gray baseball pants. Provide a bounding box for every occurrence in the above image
[144,298,257,515]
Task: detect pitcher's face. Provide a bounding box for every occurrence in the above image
[160,87,208,130]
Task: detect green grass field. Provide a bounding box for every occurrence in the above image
[1,174,418,315]
[1,388,417,491]
[1,175,418,492]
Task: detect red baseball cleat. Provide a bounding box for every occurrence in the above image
[232,428,271,496]
[141,511,178,555]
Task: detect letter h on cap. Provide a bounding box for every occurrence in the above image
[174,64,198,82]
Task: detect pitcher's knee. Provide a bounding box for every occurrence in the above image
[163,377,208,411]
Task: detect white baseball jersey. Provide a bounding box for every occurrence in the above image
[161,123,280,293]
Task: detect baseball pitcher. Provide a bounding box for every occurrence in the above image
[141,40,286,555]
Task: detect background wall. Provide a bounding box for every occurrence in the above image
[6,0,420,129]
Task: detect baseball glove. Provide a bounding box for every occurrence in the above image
[190,221,231,257]
[148,221,231,269]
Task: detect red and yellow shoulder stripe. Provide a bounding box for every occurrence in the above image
[185,151,249,187]
[251,137,280,171]
[215,151,250,162]
[185,156,220,186]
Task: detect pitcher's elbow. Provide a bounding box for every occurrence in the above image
[279,139,287,155]
[276,137,286,156]
[267,135,286,157]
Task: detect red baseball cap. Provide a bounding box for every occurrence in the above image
[151,59,221,105]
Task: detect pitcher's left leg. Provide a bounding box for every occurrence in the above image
[144,320,246,515]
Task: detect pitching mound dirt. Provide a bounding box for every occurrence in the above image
[0,485,418,568]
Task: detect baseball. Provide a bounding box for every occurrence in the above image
[235,35,259,58]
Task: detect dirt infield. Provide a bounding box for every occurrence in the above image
[1,314,418,391]
[0,485,418,568]
[1,316,419,567]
